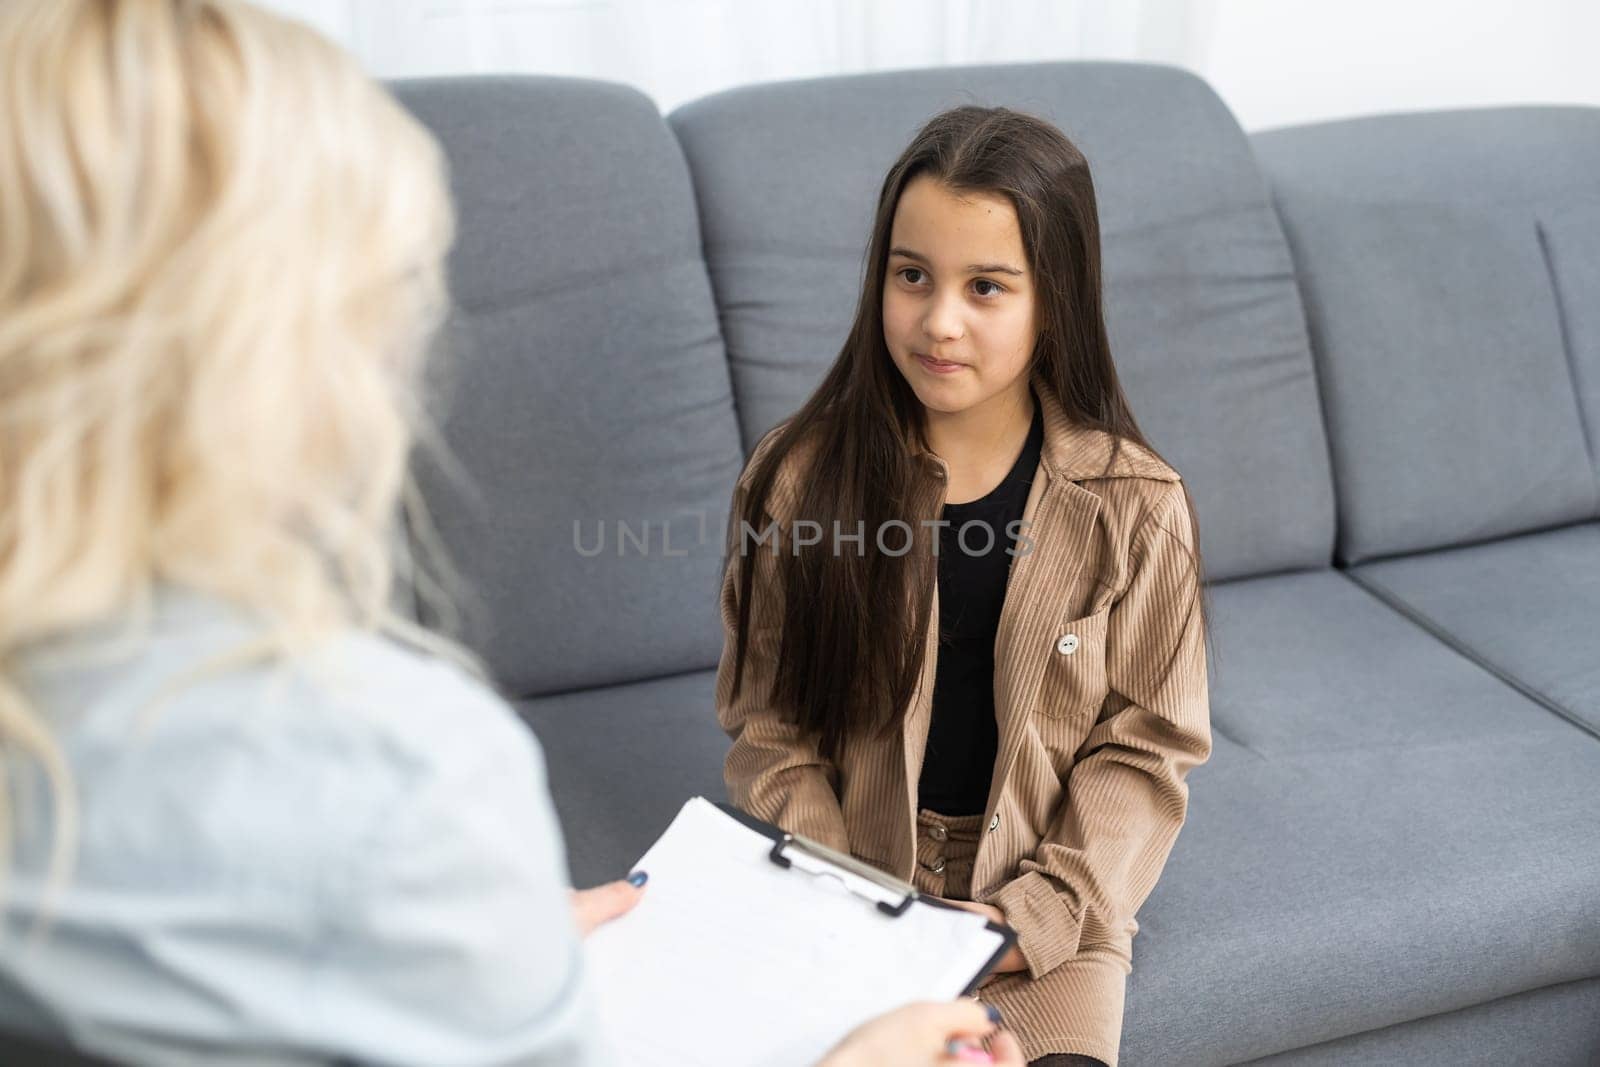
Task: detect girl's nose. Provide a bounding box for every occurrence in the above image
[923,291,965,343]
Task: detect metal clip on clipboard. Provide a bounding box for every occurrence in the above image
[707,799,1017,997]
[714,800,919,917]
[768,832,920,918]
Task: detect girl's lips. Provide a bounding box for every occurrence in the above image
[915,353,965,374]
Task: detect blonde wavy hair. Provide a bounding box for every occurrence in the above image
[0,0,478,908]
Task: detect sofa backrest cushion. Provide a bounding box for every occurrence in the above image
[1252,106,1600,563]
[395,77,745,696]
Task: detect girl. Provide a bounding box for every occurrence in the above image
[717,106,1214,1067]
[0,2,1024,1064]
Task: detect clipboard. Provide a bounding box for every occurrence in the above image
[583,795,1021,1066]
[714,800,1018,997]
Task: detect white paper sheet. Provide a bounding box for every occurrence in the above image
[583,797,1008,1067]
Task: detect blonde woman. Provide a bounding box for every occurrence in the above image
[0,2,1023,1065]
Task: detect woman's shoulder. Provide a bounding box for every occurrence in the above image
[11,585,552,925]
[301,623,520,750]
[19,584,537,808]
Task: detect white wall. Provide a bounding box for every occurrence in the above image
[1203,0,1600,131]
[259,0,1600,132]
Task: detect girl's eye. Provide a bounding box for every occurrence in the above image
[894,268,1003,296]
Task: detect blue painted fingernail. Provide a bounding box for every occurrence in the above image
[985,1003,1003,1025]
[627,870,648,887]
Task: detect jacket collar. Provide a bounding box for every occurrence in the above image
[911,368,1180,485]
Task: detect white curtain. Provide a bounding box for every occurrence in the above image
[259,0,1600,129]
[262,0,1217,114]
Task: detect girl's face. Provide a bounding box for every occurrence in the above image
[882,175,1037,420]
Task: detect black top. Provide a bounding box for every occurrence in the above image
[916,395,1046,817]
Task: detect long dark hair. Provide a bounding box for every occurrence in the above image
[724,105,1211,766]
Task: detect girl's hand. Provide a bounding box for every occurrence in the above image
[816,1000,1026,1066]
[933,899,1028,975]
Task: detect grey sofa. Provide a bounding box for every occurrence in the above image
[392,62,1600,1066]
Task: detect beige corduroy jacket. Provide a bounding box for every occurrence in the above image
[714,371,1212,1063]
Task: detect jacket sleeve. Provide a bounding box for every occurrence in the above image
[989,480,1213,980]
[714,481,851,853]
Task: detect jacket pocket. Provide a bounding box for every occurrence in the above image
[1033,605,1111,720]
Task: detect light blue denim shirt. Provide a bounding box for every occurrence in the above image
[1,584,612,1066]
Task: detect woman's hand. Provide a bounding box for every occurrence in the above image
[569,870,648,937]
[817,1000,1026,1066]
[934,899,1028,975]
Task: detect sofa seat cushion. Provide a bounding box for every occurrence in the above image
[1349,521,1600,736]
[1120,569,1600,1064]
